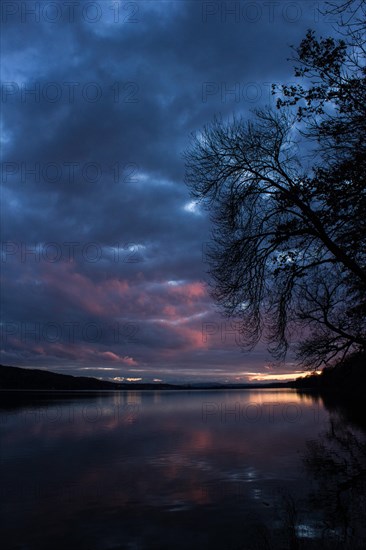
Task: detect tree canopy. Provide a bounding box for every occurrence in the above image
[185,0,366,368]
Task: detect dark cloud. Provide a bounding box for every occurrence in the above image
[1,1,334,381]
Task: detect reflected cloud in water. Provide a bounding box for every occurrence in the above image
[0,389,364,549]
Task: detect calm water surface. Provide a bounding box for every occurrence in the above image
[1,389,365,549]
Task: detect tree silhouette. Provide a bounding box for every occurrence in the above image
[185,0,366,367]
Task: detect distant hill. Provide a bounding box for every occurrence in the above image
[0,364,295,391]
[1,354,364,392]
[0,365,177,391]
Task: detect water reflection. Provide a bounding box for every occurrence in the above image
[0,389,364,549]
[303,414,366,548]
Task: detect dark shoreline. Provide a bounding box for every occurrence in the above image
[0,363,300,391]
[1,354,365,394]
[2,361,365,429]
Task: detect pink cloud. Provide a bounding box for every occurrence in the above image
[100,351,120,361]
[98,351,138,366]
[40,262,130,317]
[162,305,177,318]
[168,281,206,300]
[121,355,138,366]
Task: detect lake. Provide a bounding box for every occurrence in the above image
[1,389,365,549]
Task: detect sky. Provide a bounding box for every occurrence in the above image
[1,1,338,383]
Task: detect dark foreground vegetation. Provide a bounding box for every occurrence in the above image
[293,352,366,396]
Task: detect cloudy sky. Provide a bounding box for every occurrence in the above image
[1,1,336,383]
